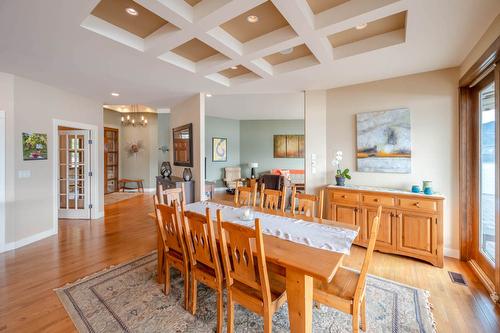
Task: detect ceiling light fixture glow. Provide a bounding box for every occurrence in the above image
[206,93,212,97]
[246,15,259,23]
[279,47,294,55]
[111,92,120,97]
[126,8,138,16]
[231,66,238,70]
[355,23,368,30]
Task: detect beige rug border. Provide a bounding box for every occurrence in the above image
[104,192,143,206]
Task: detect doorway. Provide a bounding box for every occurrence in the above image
[58,127,91,219]
[104,127,119,194]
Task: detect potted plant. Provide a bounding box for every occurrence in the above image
[333,151,351,186]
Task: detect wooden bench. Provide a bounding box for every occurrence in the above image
[119,179,144,193]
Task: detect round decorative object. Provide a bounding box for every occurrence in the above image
[160,161,172,178]
[183,168,192,181]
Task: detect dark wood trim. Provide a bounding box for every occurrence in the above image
[104,127,119,194]
[459,86,472,260]
[495,65,500,294]
[459,35,500,87]
[172,123,193,167]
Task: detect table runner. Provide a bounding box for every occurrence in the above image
[185,202,358,255]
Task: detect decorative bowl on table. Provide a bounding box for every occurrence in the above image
[239,206,254,221]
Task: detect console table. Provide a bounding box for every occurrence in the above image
[325,185,444,267]
[156,176,195,204]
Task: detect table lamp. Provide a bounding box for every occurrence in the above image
[248,162,259,179]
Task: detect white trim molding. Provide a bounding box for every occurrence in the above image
[444,247,460,259]
[0,228,56,254]
[0,111,5,252]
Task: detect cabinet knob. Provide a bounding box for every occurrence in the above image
[374,198,379,202]
[414,202,420,208]
[341,195,346,198]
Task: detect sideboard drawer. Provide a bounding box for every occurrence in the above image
[362,194,395,207]
[331,191,359,204]
[399,198,437,212]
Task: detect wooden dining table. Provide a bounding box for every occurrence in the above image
[149,200,359,333]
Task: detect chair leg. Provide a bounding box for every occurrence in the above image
[164,260,170,295]
[227,294,234,333]
[189,276,197,315]
[263,313,273,333]
[216,290,223,333]
[183,267,189,310]
[352,303,360,333]
[360,297,367,332]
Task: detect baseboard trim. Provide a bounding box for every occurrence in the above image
[0,228,56,254]
[444,247,460,259]
[468,259,498,303]
[93,211,105,219]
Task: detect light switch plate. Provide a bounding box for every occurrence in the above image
[311,153,317,160]
[18,170,31,178]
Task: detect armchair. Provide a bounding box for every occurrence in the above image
[223,167,244,194]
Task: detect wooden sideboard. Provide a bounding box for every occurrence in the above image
[325,185,444,267]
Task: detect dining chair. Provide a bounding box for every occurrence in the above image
[313,205,382,333]
[217,211,287,333]
[158,183,186,209]
[291,186,324,219]
[259,184,286,212]
[154,198,190,309]
[181,206,224,333]
[234,183,258,207]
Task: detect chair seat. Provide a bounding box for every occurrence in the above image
[314,267,359,302]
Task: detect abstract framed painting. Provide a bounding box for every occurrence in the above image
[212,137,227,162]
[22,132,48,160]
[356,108,411,173]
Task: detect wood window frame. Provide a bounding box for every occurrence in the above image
[459,35,500,300]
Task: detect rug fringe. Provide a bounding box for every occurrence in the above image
[422,290,437,333]
[53,250,157,291]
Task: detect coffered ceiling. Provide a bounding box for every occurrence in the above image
[0,0,498,108]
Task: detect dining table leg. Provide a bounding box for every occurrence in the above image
[286,267,313,333]
[157,230,164,283]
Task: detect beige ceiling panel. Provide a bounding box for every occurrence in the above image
[220,1,290,43]
[264,44,314,65]
[328,11,407,48]
[218,66,252,78]
[306,0,350,15]
[171,38,221,62]
[185,0,202,6]
[91,0,168,38]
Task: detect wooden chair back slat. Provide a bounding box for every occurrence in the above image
[354,205,382,300]
[291,186,324,219]
[217,213,272,307]
[260,184,286,212]
[234,183,258,207]
[157,201,184,255]
[182,207,221,275]
[158,183,186,209]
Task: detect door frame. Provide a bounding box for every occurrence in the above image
[459,35,500,302]
[0,111,5,251]
[52,119,100,232]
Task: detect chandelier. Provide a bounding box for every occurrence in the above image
[121,104,148,127]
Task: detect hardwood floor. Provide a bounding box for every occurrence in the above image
[1,193,499,332]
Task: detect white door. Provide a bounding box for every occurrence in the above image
[58,130,91,219]
[0,111,5,249]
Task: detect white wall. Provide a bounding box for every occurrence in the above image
[304,90,327,195]
[170,94,205,201]
[325,68,460,257]
[0,73,103,250]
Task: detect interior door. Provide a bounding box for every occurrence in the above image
[104,127,119,194]
[58,130,91,219]
[472,72,497,281]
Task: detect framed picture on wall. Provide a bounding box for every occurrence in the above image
[212,137,227,162]
[273,135,304,158]
[22,132,48,160]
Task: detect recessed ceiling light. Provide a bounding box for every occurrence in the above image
[206,93,212,97]
[126,8,138,16]
[111,92,120,97]
[355,23,368,30]
[230,66,238,70]
[246,15,259,23]
[279,47,294,55]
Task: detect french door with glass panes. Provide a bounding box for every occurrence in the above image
[58,130,91,219]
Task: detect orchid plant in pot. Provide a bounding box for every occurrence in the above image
[333,151,351,186]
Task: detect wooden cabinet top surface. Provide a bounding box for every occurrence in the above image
[325,184,445,200]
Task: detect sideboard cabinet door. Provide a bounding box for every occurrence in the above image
[331,203,361,242]
[363,207,396,250]
[396,211,437,258]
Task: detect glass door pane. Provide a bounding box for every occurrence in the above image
[479,81,496,263]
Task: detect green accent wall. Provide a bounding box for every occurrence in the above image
[240,120,304,178]
[157,113,170,169]
[205,116,240,186]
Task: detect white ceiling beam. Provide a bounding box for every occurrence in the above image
[272,0,333,63]
[134,0,194,28]
[332,28,405,59]
[194,0,266,30]
[81,16,144,51]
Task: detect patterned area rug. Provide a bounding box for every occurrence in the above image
[104,192,143,206]
[55,253,436,333]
